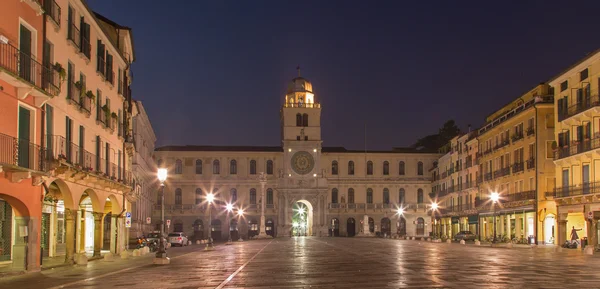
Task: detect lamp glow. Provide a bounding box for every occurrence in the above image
[237,209,244,216]
[157,168,168,183]
[225,203,233,212]
[490,192,499,203]
[397,207,404,215]
[293,222,299,228]
[207,192,215,204]
[298,207,305,215]
[431,202,438,210]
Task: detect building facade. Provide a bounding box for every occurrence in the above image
[130,101,157,237]
[40,0,136,265]
[549,49,600,248]
[153,76,440,241]
[0,0,59,271]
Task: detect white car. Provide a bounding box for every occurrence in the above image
[168,232,188,247]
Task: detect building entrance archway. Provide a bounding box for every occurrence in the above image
[292,200,313,236]
[544,214,556,244]
[347,218,356,237]
[398,217,407,236]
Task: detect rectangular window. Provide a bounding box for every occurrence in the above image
[560,80,568,92]
[118,68,123,94]
[529,177,534,191]
[546,141,553,158]
[580,68,588,81]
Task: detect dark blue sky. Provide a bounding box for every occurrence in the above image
[89,0,600,150]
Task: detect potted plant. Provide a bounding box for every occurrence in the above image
[551,141,558,151]
[86,90,95,102]
[53,62,66,81]
[111,112,118,119]
[74,81,82,90]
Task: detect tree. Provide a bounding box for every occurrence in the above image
[412,120,460,151]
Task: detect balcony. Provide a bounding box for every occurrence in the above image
[526,127,535,136]
[475,190,536,211]
[511,132,524,143]
[484,172,492,181]
[44,0,61,28]
[495,140,510,150]
[0,42,60,100]
[67,81,91,116]
[553,182,600,198]
[512,162,524,174]
[283,102,321,108]
[327,202,429,213]
[554,138,600,160]
[0,132,47,176]
[493,167,510,179]
[526,158,535,170]
[479,95,553,135]
[67,22,81,49]
[558,94,600,122]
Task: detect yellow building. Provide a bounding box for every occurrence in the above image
[476,84,555,244]
[549,49,600,247]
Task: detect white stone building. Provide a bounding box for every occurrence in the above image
[153,75,440,241]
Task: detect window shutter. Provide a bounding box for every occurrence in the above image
[96,135,101,171]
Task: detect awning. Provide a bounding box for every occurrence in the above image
[468,215,478,224]
[451,217,459,224]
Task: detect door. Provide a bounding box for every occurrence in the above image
[211,220,221,241]
[331,218,339,237]
[0,200,13,261]
[193,219,204,241]
[347,218,355,237]
[381,218,391,236]
[18,107,31,168]
[398,218,406,236]
[103,213,111,250]
[230,219,239,241]
[266,219,274,237]
[41,213,50,257]
[19,25,32,83]
[416,218,425,236]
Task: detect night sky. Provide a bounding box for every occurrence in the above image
[88,0,600,150]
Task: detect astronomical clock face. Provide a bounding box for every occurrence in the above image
[291,151,315,175]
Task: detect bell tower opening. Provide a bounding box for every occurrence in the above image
[280,69,322,142]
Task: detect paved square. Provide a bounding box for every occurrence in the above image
[2,238,599,288]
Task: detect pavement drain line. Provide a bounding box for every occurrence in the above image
[47,250,202,289]
[309,238,452,287]
[213,240,273,289]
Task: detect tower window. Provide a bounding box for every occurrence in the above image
[213,160,220,174]
[348,161,355,175]
[266,160,274,175]
[175,159,182,174]
[331,161,338,175]
[399,161,405,175]
[302,113,308,126]
[296,113,302,127]
[250,160,257,175]
[417,161,424,175]
[383,161,389,175]
[367,161,373,175]
[230,159,237,175]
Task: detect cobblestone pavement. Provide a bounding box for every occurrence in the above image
[2,237,600,288]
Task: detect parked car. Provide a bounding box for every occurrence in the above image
[454,231,476,241]
[168,232,189,247]
[146,232,167,250]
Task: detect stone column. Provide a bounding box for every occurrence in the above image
[93,212,103,257]
[110,215,117,254]
[64,209,76,264]
[257,173,268,238]
[558,220,567,245]
[506,215,511,240]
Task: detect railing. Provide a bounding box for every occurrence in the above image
[68,22,80,49]
[106,70,115,85]
[0,42,60,96]
[493,167,510,179]
[511,132,524,142]
[266,204,274,209]
[558,94,600,122]
[554,182,600,198]
[465,157,472,168]
[81,35,91,59]
[512,162,524,174]
[505,190,536,202]
[97,56,105,76]
[526,127,535,136]
[495,140,510,150]
[479,95,553,135]
[476,176,483,184]
[97,108,108,127]
[484,172,492,181]
[555,138,600,160]
[0,132,46,171]
[526,158,535,170]
[67,80,81,104]
[283,102,320,108]
[44,0,61,27]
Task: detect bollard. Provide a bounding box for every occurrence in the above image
[121,250,130,259]
[446,239,451,244]
[75,253,88,266]
[460,240,465,245]
[133,249,140,257]
[103,252,114,261]
[196,240,201,245]
[421,237,425,241]
[554,246,563,253]
[584,246,594,255]
[506,242,513,248]
[474,240,481,246]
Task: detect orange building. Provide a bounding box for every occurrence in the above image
[0,0,61,271]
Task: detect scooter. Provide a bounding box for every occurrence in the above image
[561,240,579,249]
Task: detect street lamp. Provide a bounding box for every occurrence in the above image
[205,192,215,250]
[490,192,499,243]
[153,168,169,265]
[431,202,439,238]
[225,203,234,245]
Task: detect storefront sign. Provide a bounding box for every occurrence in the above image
[468,215,479,224]
[125,212,131,228]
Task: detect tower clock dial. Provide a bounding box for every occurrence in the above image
[291,151,315,175]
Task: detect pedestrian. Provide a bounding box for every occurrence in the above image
[570,226,582,244]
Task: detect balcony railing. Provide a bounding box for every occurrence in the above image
[511,132,524,142]
[68,22,80,49]
[558,94,600,122]
[0,132,46,172]
[44,0,61,27]
[479,95,553,135]
[526,127,535,136]
[0,42,60,96]
[484,172,492,181]
[512,162,524,174]
[81,35,91,59]
[106,70,114,85]
[554,138,600,160]
[97,56,105,76]
[283,102,320,108]
[526,158,535,170]
[493,167,510,179]
[554,182,600,198]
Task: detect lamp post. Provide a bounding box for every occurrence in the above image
[431,202,438,238]
[396,207,404,237]
[237,208,244,242]
[490,192,499,243]
[205,192,215,251]
[153,168,169,265]
[226,203,234,245]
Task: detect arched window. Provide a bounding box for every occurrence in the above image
[399,161,405,175]
[417,188,424,203]
[175,188,182,205]
[266,188,273,205]
[250,188,257,204]
[331,161,338,175]
[331,188,338,204]
[302,113,308,127]
[249,160,257,175]
[383,161,389,175]
[296,113,302,126]
[157,159,163,168]
[195,188,203,205]
[418,161,424,175]
[266,160,273,175]
[348,161,355,175]
[399,188,405,204]
[175,159,183,174]
[383,188,390,204]
[416,217,425,235]
[348,188,355,203]
[367,188,373,203]
[230,159,237,175]
[213,160,220,174]
[195,159,202,174]
[230,188,237,203]
[367,161,373,175]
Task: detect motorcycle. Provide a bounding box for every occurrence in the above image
[561,240,579,249]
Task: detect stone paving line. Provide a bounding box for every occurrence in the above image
[2,237,600,288]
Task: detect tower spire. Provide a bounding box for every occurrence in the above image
[297,65,301,77]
